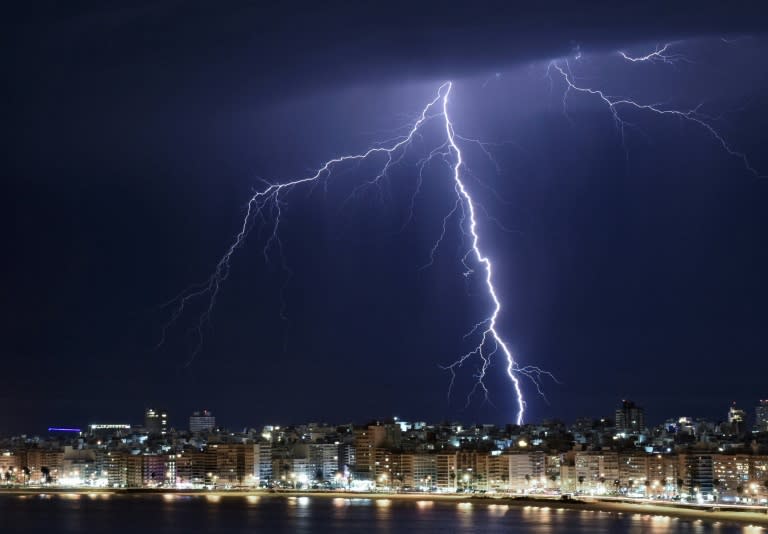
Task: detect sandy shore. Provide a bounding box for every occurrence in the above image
[3,488,767,527]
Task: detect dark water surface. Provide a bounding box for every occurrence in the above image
[0,494,764,533]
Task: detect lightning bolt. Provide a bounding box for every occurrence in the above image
[161,81,542,424]
[617,42,692,65]
[441,85,527,423]
[547,58,764,178]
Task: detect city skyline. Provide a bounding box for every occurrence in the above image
[3,398,768,503]
[28,398,768,438]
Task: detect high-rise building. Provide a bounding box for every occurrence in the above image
[189,410,216,433]
[412,454,437,489]
[88,424,131,437]
[145,408,168,436]
[212,443,251,486]
[615,400,645,434]
[436,453,457,491]
[755,400,768,433]
[679,454,714,496]
[307,443,341,482]
[352,427,375,477]
[728,402,747,434]
[618,452,648,488]
[713,454,751,496]
[339,443,355,474]
[575,451,619,491]
[253,442,272,484]
[508,451,545,491]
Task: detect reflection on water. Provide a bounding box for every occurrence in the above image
[0,495,764,533]
[375,498,391,522]
[487,503,509,517]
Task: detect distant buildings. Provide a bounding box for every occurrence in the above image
[1,397,767,501]
[88,424,131,437]
[189,410,216,433]
[728,403,747,434]
[353,422,401,478]
[144,408,168,437]
[755,400,768,433]
[615,400,645,434]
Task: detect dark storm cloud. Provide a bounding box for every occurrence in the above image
[7,1,768,97]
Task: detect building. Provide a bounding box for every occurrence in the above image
[176,449,217,487]
[253,442,272,485]
[125,455,144,487]
[103,453,174,487]
[339,443,355,474]
[752,455,768,485]
[755,400,768,433]
[508,451,545,492]
[272,457,310,485]
[456,450,490,491]
[0,452,21,482]
[615,400,645,434]
[213,444,252,486]
[61,446,98,485]
[145,408,168,436]
[353,424,393,478]
[307,443,340,482]
[436,453,457,491]
[142,454,168,486]
[680,454,714,497]
[488,453,511,492]
[647,454,678,495]
[189,410,216,433]
[560,464,579,492]
[544,454,562,488]
[412,454,437,490]
[575,451,619,493]
[713,454,750,497]
[728,403,747,434]
[618,452,648,492]
[88,424,131,437]
[22,449,64,484]
[106,451,128,487]
[371,448,420,488]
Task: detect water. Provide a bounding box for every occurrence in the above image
[0,494,764,533]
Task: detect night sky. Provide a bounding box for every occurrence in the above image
[4,2,768,434]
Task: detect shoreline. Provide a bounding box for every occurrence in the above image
[3,488,767,527]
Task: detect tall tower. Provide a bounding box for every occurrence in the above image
[755,400,768,433]
[615,400,645,434]
[145,408,168,436]
[727,402,746,434]
[189,410,216,433]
